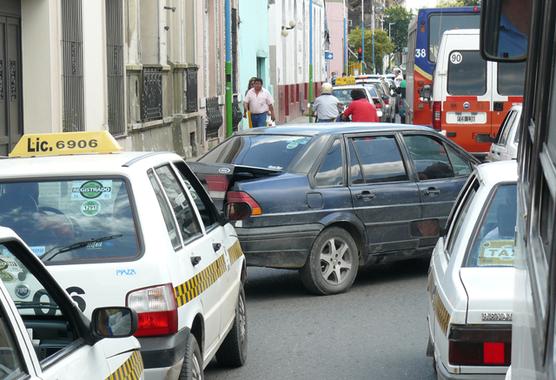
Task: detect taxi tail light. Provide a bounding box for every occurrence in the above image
[126,284,178,337]
[432,101,442,131]
[448,325,511,366]
[226,191,262,220]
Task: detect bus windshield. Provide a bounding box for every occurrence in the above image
[428,13,480,62]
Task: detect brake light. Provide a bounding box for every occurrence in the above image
[373,99,382,109]
[432,101,442,131]
[205,174,229,199]
[127,284,178,337]
[448,325,511,366]
[226,191,262,220]
[383,98,390,105]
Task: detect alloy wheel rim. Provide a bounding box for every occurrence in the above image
[319,237,352,285]
[238,292,247,346]
[192,352,202,380]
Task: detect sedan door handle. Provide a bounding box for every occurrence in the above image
[424,187,440,197]
[355,191,376,201]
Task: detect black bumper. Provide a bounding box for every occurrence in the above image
[138,328,189,369]
[236,224,322,269]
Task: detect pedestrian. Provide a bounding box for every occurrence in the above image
[393,68,404,88]
[331,72,338,85]
[341,89,379,122]
[243,77,275,128]
[312,83,341,123]
[244,77,257,128]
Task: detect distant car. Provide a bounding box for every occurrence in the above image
[331,84,385,121]
[426,160,516,379]
[486,105,521,162]
[364,81,396,123]
[0,227,142,379]
[194,124,479,295]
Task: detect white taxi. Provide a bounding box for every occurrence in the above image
[426,160,517,379]
[0,132,247,379]
[0,227,143,379]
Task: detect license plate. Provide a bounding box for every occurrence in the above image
[446,112,487,124]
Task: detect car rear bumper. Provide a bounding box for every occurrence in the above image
[139,328,188,374]
[437,360,506,380]
[236,224,322,269]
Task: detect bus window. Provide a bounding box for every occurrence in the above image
[498,61,526,95]
[447,51,487,96]
[428,13,480,63]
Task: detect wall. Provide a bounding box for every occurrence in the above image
[237,0,270,129]
[326,0,345,77]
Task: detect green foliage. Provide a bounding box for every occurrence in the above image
[349,28,394,74]
[436,0,480,7]
[384,6,414,54]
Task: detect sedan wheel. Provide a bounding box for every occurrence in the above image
[301,227,359,295]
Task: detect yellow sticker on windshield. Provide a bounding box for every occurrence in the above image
[9,131,121,158]
[478,239,514,266]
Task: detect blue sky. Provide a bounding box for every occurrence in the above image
[405,0,438,11]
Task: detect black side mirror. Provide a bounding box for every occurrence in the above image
[419,85,432,102]
[92,307,137,338]
[410,219,443,238]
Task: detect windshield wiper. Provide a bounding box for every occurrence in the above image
[14,301,58,310]
[41,234,123,262]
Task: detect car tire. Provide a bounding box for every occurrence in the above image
[300,227,359,295]
[179,333,204,380]
[216,285,247,367]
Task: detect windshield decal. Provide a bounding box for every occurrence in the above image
[71,180,113,200]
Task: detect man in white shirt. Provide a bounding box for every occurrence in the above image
[312,83,341,122]
[243,78,275,127]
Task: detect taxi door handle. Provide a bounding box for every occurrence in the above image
[212,243,222,252]
[191,256,202,266]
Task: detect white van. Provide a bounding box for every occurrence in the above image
[431,29,524,157]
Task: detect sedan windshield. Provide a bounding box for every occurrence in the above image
[199,134,312,171]
[0,179,139,263]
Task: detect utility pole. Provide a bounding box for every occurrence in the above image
[343,0,347,75]
[309,0,314,123]
[225,0,233,136]
[371,1,375,74]
[361,0,364,74]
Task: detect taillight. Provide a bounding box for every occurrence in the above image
[205,174,229,199]
[127,284,178,337]
[226,191,262,220]
[448,325,511,366]
[383,98,390,105]
[432,101,442,131]
[373,99,383,109]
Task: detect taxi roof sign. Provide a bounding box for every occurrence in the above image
[9,131,122,158]
[334,76,356,86]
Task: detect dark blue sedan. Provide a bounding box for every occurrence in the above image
[195,124,479,295]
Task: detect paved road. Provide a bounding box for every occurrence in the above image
[206,259,436,380]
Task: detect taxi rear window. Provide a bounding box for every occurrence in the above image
[0,179,139,263]
[464,183,517,267]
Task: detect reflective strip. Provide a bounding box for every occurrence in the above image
[228,240,244,265]
[433,292,450,336]
[174,255,227,307]
[105,350,143,380]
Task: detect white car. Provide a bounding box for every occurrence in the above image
[486,105,521,162]
[331,84,384,121]
[0,227,143,379]
[426,160,517,379]
[2,131,247,379]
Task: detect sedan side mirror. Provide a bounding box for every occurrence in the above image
[92,307,137,338]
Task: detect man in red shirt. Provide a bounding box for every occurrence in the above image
[341,89,379,122]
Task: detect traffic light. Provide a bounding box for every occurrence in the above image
[357,47,363,62]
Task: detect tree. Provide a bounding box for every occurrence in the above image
[436,0,480,7]
[349,28,394,74]
[384,6,414,54]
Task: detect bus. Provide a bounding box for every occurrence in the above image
[480,0,556,378]
[406,6,480,127]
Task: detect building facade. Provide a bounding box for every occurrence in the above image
[268,0,327,123]
[2,0,235,159]
[325,0,347,77]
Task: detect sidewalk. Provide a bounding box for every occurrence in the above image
[279,115,314,125]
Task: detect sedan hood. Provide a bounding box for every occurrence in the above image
[459,267,515,322]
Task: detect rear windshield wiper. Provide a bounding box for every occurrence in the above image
[14,301,59,311]
[41,234,123,262]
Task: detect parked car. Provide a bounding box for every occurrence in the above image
[332,84,385,121]
[194,124,479,295]
[486,105,521,162]
[2,131,248,379]
[367,81,396,122]
[426,160,516,379]
[0,227,143,379]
